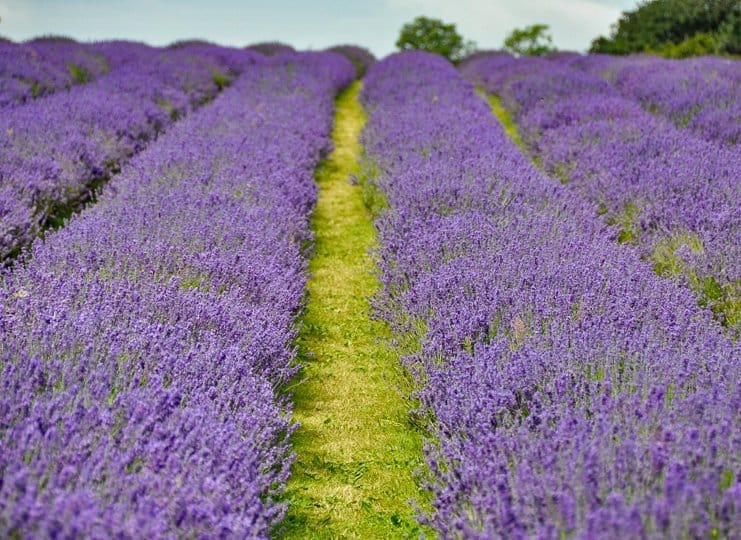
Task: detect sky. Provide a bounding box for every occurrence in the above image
[0,0,639,55]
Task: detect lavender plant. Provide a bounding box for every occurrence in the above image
[245,42,295,56]
[362,51,739,538]
[326,45,376,77]
[563,54,741,146]
[0,40,109,108]
[462,54,740,331]
[0,51,354,537]
[0,43,263,260]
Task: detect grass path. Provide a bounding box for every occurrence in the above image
[480,90,526,151]
[277,81,429,539]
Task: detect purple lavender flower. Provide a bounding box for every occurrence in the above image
[363,51,739,538]
[463,53,740,330]
[0,51,354,537]
[0,43,264,260]
[561,54,741,146]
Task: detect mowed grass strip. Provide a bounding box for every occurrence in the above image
[278,81,430,539]
[480,90,526,151]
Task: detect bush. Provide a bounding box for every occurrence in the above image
[245,42,295,56]
[459,49,511,68]
[167,39,217,49]
[27,35,78,43]
[659,32,719,57]
[326,45,376,77]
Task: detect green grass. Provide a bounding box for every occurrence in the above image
[211,69,231,91]
[276,81,431,539]
[67,63,92,84]
[480,90,526,151]
[609,200,642,244]
[652,232,740,335]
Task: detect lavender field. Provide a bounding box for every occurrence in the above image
[0,38,738,539]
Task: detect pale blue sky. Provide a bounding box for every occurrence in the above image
[0,0,638,55]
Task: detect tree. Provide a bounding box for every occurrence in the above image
[503,24,555,56]
[396,16,476,63]
[590,0,740,56]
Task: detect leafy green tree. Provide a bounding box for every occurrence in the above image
[396,16,476,63]
[716,8,741,54]
[590,0,740,56]
[503,24,556,56]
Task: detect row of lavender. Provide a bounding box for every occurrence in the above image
[0,52,354,537]
[0,39,110,108]
[462,54,740,332]
[361,52,738,538]
[1,42,260,260]
[560,54,741,147]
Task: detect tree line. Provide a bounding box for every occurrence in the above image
[396,0,739,61]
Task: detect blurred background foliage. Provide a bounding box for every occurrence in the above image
[396,16,476,64]
[503,24,556,56]
[591,0,740,57]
